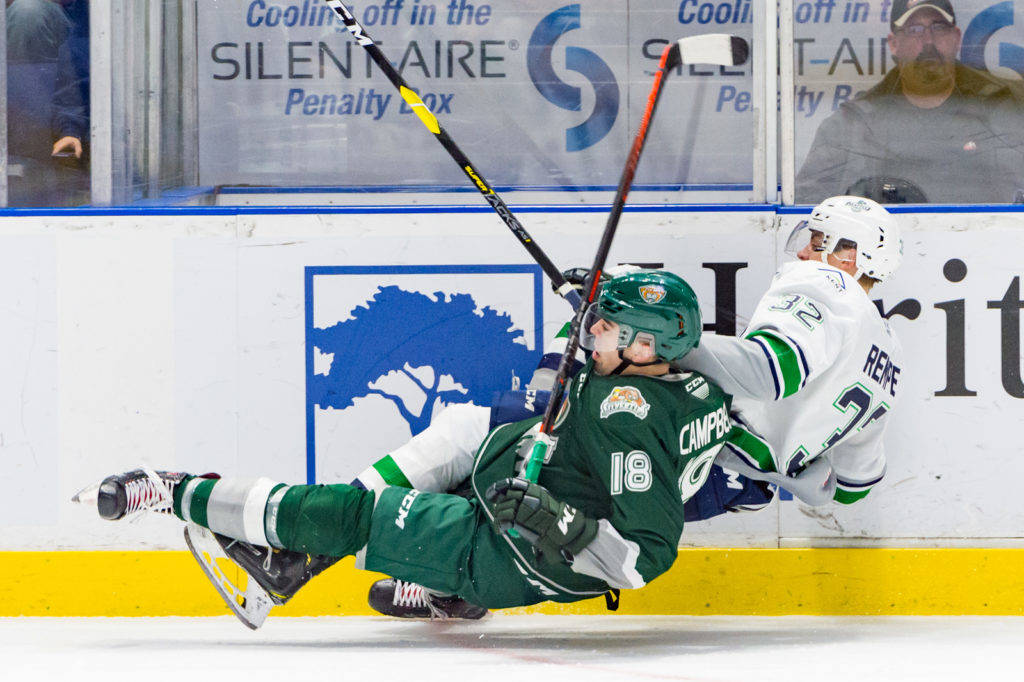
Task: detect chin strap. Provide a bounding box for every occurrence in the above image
[609,353,664,375]
[820,248,864,281]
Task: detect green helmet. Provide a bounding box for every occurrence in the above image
[585,270,702,362]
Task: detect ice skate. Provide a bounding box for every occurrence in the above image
[368,578,488,620]
[71,468,190,520]
[183,526,339,629]
[183,524,277,630]
[206,532,337,606]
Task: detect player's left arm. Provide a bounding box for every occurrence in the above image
[672,332,782,401]
[484,463,680,590]
[571,449,684,590]
[825,421,887,504]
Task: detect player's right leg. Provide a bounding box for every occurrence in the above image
[73,468,518,621]
[74,468,377,624]
[353,403,489,493]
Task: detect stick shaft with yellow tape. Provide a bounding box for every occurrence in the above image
[324,0,581,311]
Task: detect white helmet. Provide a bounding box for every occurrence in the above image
[785,195,904,282]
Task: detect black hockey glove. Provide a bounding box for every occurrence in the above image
[485,477,598,564]
[550,267,592,296]
[550,265,645,296]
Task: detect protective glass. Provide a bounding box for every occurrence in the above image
[783,220,825,258]
[784,220,858,264]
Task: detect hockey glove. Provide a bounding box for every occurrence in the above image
[485,477,598,563]
[549,265,644,296]
[550,267,591,296]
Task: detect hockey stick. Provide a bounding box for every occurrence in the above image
[323,0,582,310]
[522,34,749,483]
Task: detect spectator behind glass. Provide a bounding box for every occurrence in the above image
[6,0,88,207]
[796,0,1024,204]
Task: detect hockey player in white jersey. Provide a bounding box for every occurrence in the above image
[676,195,904,506]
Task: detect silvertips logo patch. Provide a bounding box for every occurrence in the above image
[639,284,667,304]
[600,386,651,419]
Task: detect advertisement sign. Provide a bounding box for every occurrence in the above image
[2,210,1023,549]
[306,264,544,482]
[195,0,755,188]
[195,1,1024,198]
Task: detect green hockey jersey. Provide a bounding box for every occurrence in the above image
[470,360,731,598]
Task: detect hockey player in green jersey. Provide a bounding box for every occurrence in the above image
[74,270,734,626]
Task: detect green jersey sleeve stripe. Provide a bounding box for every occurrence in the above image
[834,487,871,504]
[746,331,804,398]
[371,455,413,489]
[555,321,572,339]
[725,425,777,473]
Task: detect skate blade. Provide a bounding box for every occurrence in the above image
[184,523,275,630]
[70,480,100,506]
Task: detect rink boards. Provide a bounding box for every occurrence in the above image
[5,549,1024,616]
[0,204,1022,614]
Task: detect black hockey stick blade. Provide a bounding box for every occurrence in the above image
[668,34,750,70]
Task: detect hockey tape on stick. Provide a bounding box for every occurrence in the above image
[324,0,582,311]
[522,34,749,484]
[676,34,749,68]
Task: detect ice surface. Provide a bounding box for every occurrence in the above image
[5,615,1021,682]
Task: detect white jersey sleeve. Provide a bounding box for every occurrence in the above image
[825,418,887,504]
[742,261,862,400]
[718,260,902,502]
[672,333,779,402]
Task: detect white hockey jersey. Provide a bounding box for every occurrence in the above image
[724,260,904,503]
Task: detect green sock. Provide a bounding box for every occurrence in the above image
[274,484,375,557]
[172,475,218,526]
[172,477,374,558]
[172,474,194,520]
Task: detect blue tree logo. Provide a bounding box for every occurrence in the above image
[309,286,539,436]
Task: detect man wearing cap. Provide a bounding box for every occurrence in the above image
[796,0,1024,204]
